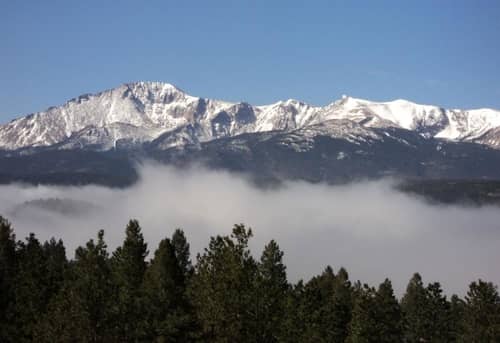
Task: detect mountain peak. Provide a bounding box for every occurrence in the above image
[125,81,183,91]
[122,81,189,97]
[1,82,500,151]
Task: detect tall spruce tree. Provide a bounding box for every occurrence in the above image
[111,219,149,341]
[376,279,404,342]
[402,274,455,342]
[348,279,403,343]
[188,224,258,342]
[141,237,194,341]
[301,265,336,341]
[401,273,427,341]
[171,228,193,279]
[329,267,354,342]
[347,284,379,343]
[461,279,500,342]
[449,294,465,340]
[41,238,67,309]
[298,266,353,342]
[0,216,17,342]
[256,240,289,342]
[34,230,114,342]
[425,282,453,342]
[280,280,307,343]
[14,233,49,342]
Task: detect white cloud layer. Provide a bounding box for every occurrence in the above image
[1,163,499,296]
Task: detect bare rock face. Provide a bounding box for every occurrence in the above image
[1,81,500,152]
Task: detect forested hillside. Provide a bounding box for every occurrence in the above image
[1,216,499,342]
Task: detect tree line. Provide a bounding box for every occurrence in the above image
[1,215,499,342]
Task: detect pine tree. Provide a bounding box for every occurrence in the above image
[347,284,379,343]
[425,281,453,342]
[14,233,69,342]
[329,267,353,342]
[41,238,68,309]
[34,230,114,342]
[449,294,465,340]
[402,274,456,342]
[188,224,258,342]
[256,240,289,342]
[14,233,48,342]
[35,286,91,343]
[401,273,427,341]
[301,265,336,341]
[298,266,353,342]
[111,219,149,341]
[0,216,17,342]
[142,237,194,341]
[375,279,404,342]
[461,279,500,342]
[348,279,403,343]
[171,228,193,279]
[280,280,307,343]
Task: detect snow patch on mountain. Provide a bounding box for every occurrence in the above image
[0,81,499,151]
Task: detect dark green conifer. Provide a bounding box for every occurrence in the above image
[171,228,193,279]
[42,238,67,307]
[449,294,465,340]
[461,279,500,342]
[425,281,453,342]
[401,273,429,342]
[348,279,403,343]
[280,280,307,342]
[188,224,258,342]
[34,230,113,342]
[376,279,404,342]
[256,239,289,342]
[347,284,378,343]
[0,216,17,342]
[298,266,353,342]
[14,233,48,342]
[142,237,193,341]
[329,267,353,342]
[301,265,336,341]
[402,274,456,342]
[111,219,149,341]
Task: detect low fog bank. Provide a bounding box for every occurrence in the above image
[1,163,499,296]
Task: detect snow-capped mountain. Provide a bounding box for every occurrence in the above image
[1,81,499,151]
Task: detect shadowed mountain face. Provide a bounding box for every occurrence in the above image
[0,149,138,187]
[2,125,500,205]
[1,81,500,205]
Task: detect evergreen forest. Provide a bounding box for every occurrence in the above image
[1,216,499,342]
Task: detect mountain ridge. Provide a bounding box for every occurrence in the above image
[1,81,500,151]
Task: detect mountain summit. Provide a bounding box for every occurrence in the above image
[1,81,499,151]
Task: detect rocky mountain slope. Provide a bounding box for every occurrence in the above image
[2,81,500,199]
[1,81,500,152]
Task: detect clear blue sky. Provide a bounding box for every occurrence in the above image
[1,0,500,122]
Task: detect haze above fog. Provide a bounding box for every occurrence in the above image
[0,164,498,296]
